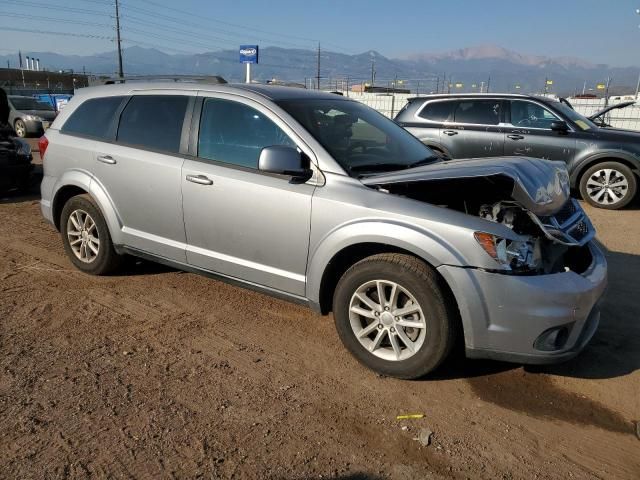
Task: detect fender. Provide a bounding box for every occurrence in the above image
[305,219,467,305]
[569,149,640,187]
[51,169,123,244]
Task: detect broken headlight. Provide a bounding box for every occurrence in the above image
[474,232,542,272]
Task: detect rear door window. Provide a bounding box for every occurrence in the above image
[61,96,125,140]
[197,97,295,169]
[418,100,455,122]
[116,95,189,154]
[453,100,501,125]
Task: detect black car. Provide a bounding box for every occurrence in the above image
[395,93,640,209]
[0,88,33,193]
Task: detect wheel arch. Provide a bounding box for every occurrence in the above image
[51,173,122,243]
[307,222,465,316]
[570,151,640,188]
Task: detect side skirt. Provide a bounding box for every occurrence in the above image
[118,245,315,310]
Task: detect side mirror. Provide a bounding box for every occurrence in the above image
[550,120,569,132]
[258,145,313,181]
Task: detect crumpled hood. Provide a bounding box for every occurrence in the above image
[360,157,571,216]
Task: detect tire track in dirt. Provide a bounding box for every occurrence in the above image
[2,198,639,479]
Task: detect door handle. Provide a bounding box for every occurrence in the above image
[442,130,458,136]
[97,154,116,164]
[186,174,213,186]
[507,134,525,140]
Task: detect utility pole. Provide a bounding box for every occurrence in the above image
[115,0,124,78]
[370,57,375,88]
[486,76,491,93]
[316,43,321,90]
[604,76,611,107]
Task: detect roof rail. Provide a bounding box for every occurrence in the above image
[103,75,227,85]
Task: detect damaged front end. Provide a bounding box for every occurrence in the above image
[362,157,595,275]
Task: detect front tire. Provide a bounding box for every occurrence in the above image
[579,161,637,209]
[60,194,123,275]
[333,253,457,379]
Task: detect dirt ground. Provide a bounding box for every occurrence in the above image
[0,142,638,479]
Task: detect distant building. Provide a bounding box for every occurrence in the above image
[351,84,411,94]
[0,68,88,94]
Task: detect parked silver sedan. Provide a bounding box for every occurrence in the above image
[39,82,606,378]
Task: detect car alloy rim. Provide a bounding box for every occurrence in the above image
[586,168,629,205]
[349,279,427,361]
[15,121,25,136]
[66,209,100,263]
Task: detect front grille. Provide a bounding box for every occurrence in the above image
[532,199,594,247]
[553,200,577,225]
[567,220,589,242]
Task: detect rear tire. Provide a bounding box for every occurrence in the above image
[14,119,27,138]
[579,161,637,209]
[332,253,457,379]
[60,194,123,275]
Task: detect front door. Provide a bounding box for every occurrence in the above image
[181,95,315,296]
[504,100,575,162]
[440,98,505,159]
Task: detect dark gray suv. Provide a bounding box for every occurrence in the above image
[395,94,640,209]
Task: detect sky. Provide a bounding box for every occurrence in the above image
[0,0,639,66]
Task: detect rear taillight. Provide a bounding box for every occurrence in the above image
[38,135,49,160]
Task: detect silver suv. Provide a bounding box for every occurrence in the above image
[40,82,607,378]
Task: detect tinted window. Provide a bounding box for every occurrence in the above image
[510,100,559,129]
[117,95,188,153]
[62,96,124,139]
[419,101,454,122]
[198,98,295,169]
[9,96,55,111]
[453,100,501,125]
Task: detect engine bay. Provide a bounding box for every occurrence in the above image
[374,175,594,275]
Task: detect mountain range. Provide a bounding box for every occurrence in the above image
[1,44,638,95]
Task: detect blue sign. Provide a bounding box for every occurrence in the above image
[239,45,259,64]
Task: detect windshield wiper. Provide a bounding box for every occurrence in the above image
[407,156,441,169]
[350,163,406,173]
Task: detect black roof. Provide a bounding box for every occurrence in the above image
[407,93,557,103]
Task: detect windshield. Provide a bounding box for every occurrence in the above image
[277,98,438,176]
[552,102,597,131]
[9,96,54,111]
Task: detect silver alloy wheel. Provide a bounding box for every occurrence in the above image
[66,209,100,263]
[348,279,427,361]
[14,120,26,137]
[585,168,629,205]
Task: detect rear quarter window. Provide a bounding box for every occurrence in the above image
[61,96,125,140]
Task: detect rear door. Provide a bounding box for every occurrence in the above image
[181,93,315,296]
[504,100,575,161]
[92,92,193,262]
[439,98,505,159]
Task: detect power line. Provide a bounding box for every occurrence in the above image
[0,26,114,41]
[120,3,314,50]
[135,0,319,45]
[0,11,112,28]
[4,0,110,16]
